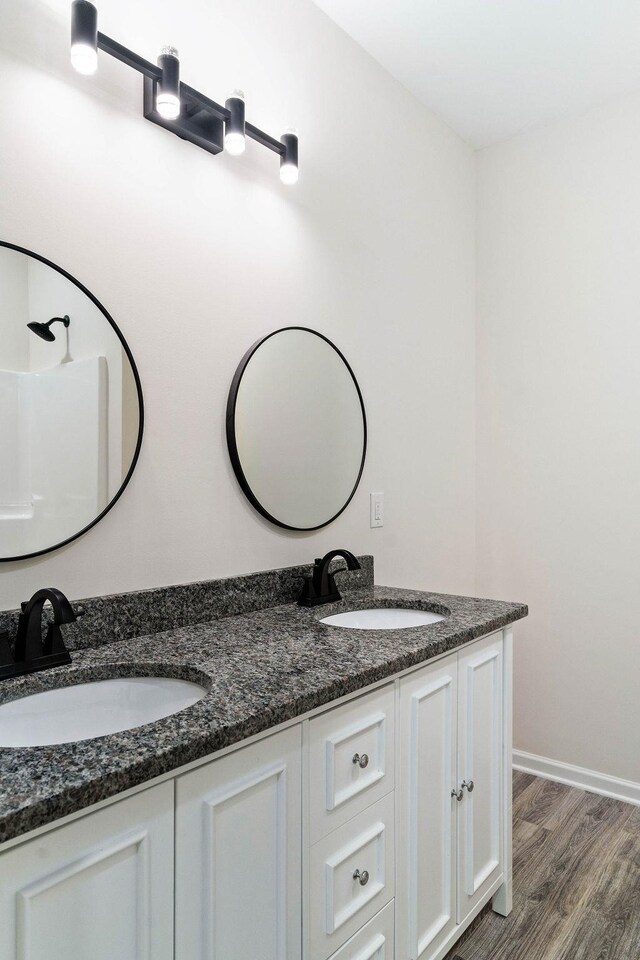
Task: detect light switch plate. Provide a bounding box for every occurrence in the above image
[370,492,384,528]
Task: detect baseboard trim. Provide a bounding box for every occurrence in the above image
[513,750,640,806]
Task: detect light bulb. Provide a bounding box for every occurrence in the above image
[225,90,246,156]
[280,162,299,185]
[225,131,246,156]
[71,42,97,75]
[156,92,180,120]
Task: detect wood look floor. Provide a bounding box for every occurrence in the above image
[446,772,640,960]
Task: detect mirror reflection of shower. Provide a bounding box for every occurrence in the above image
[0,242,142,559]
[27,314,70,342]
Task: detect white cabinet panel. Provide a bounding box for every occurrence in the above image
[309,792,394,960]
[0,783,174,960]
[309,685,394,842]
[327,901,394,960]
[397,658,457,960]
[457,633,504,921]
[175,725,302,960]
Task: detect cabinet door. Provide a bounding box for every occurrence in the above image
[175,725,302,960]
[396,656,457,960]
[0,782,174,960]
[457,632,504,921]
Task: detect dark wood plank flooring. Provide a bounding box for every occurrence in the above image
[446,772,640,960]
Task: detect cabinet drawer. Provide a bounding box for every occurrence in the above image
[327,901,394,960]
[309,792,395,960]
[309,684,395,841]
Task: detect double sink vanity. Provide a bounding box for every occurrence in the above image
[0,555,527,960]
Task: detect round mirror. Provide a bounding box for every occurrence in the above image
[0,242,143,561]
[227,327,366,530]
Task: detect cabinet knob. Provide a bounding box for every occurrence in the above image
[451,787,464,802]
[353,868,369,886]
[463,779,474,793]
[352,753,369,769]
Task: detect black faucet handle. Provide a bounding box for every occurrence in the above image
[298,575,318,606]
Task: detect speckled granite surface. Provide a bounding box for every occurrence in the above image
[0,578,526,845]
[0,557,375,651]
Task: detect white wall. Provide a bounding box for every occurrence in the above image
[0,248,29,371]
[476,93,640,784]
[0,0,476,607]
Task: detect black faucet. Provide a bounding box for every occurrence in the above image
[0,588,80,682]
[298,550,361,607]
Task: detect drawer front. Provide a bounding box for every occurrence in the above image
[309,684,395,841]
[327,902,394,960]
[309,792,395,960]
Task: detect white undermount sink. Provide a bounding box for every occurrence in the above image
[320,607,447,630]
[0,676,207,748]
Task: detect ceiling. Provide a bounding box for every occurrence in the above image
[312,0,640,148]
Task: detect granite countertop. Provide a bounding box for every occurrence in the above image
[0,583,527,844]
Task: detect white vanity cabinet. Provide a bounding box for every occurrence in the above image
[0,782,174,960]
[0,626,513,960]
[396,631,508,960]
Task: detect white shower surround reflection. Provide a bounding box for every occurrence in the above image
[0,245,140,559]
[0,358,107,556]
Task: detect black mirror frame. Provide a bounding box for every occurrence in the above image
[226,326,367,531]
[0,241,144,562]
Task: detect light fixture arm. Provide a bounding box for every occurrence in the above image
[96,32,286,155]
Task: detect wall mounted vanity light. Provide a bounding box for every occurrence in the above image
[70,0,299,184]
[156,46,181,121]
[280,130,299,186]
[225,90,246,156]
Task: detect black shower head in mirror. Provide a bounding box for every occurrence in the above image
[27,315,70,342]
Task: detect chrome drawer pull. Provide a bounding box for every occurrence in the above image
[353,868,369,886]
[463,779,474,793]
[352,752,369,769]
[451,786,464,802]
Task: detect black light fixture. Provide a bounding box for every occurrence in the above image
[156,46,181,120]
[70,0,97,75]
[69,2,299,184]
[280,129,299,185]
[225,90,246,156]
